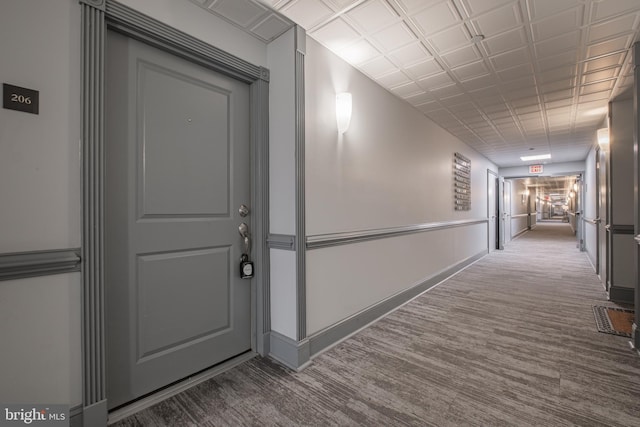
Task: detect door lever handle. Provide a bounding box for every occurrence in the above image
[239,223,251,254]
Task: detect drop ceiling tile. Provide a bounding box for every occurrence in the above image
[592,0,640,22]
[430,84,464,99]
[405,91,435,106]
[411,1,460,37]
[581,67,620,84]
[496,63,534,81]
[338,39,380,64]
[439,93,469,106]
[311,18,361,51]
[451,60,490,81]
[418,72,455,90]
[531,7,583,42]
[490,47,529,70]
[536,50,579,71]
[461,73,497,91]
[325,0,361,9]
[417,100,442,112]
[579,80,615,95]
[389,42,430,67]
[583,53,626,72]
[578,90,610,103]
[534,31,581,58]
[502,75,536,92]
[441,45,482,68]
[360,56,398,78]
[587,13,638,43]
[545,98,573,109]
[527,0,581,21]
[472,3,521,37]
[483,27,528,56]
[282,0,334,30]
[586,35,633,59]
[540,78,575,94]
[395,0,442,14]
[429,25,470,53]
[460,0,516,16]
[391,81,424,97]
[538,65,577,84]
[346,0,399,34]
[371,23,416,51]
[510,95,540,108]
[210,0,268,27]
[543,89,574,102]
[404,59,443,79]
[376,69,412,87]
[252,14,292,40]
[514,104,540,115]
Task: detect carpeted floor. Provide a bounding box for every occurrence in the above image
[112,223,640,426]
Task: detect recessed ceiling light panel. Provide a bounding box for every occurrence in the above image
[520,154,551,161]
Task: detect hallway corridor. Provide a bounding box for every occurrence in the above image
[114,223,640,426]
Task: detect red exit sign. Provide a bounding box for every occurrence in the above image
[529,164,543,174]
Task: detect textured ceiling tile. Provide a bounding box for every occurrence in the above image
[418,72,455,89]
[394,0,442,14]
[584,53,625,73]
[375,69,412,87]
[411,1,460,36]
[346,0,399,34]
[429,25,470,53]
[440,45,482,68]
[579,91,612,103]
[472,3,521,37]
[210,0,268,26]
[496,63,534,81]
[252,14,292,40]
[582,67,620,84]
[391,81,424,97]
[586,35,633,59]
[388,42,431,67]
[451,60,490,81]
[579,80,615,95]
[282,0,333,29]
[483,27,528,55]
[405,91,435,105]
[371,22,416,51]
[530,7,583,42]
[534,31,581,58]
[592,0,640,22]
[490,47,529,70]
[527,0,581,21]
[535,50,579,71]
[460,73,498,91]
[359,56,398,78]
[338,39,381,64]
[403,59,443,79]
[587,13,638,43]
[311,18,361,51]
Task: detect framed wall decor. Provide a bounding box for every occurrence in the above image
[454,152,471,211]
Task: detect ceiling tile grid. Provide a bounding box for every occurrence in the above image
[194,0,640,167]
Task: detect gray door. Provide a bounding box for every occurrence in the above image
[105,31,252,409]
[488,170,498,252]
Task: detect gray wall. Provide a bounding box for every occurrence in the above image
[304,37,497,335]
[0,0,82,406]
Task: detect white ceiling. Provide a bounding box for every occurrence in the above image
[190,0,640,168]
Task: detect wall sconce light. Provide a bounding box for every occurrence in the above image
[336,92,352,134]
[573,183,578,192]
[597,127,609,145]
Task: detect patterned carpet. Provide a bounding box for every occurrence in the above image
[112,223,640,426]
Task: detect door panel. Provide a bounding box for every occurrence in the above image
[106,31,251,409]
